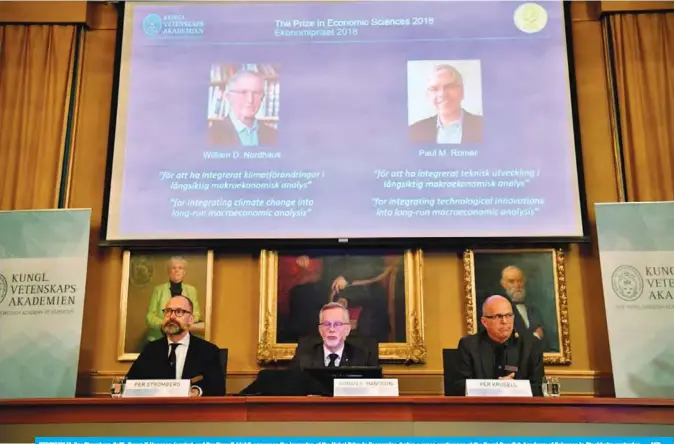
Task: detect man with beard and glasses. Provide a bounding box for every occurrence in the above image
[126,296,225,396]
[500,265,546,343]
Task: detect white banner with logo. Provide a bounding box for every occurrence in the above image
[0,209,91,398]
[596,202,674,398]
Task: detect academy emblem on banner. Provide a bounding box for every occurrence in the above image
[0,273,7,305]
[611,265,643,302]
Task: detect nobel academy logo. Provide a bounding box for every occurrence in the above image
[0,274,7,305]
[142,13,205,37]
[142,13,163,35]
[611,265,644,302]
[513,3,548,34]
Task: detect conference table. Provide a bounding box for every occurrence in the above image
[2,397,674,441]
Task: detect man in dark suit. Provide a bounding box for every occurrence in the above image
[289,302,379,369]
[453,295,544,396]
[126,295,225,397]
[409,64,483,144]
[207,70,277,147]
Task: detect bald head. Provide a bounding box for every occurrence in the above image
[481,295,515,343]
[501,265,526,302]
[482,295,510,315]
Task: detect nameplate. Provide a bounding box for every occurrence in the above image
[122,379,191,398]
[465,379,533,397]
[333,378,399,397]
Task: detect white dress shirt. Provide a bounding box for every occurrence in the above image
[323,344,344,367]
[168,333,190,379]
[515,303,531,328]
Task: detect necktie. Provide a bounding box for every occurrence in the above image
[168,343,179,377]
[327,353,339,367]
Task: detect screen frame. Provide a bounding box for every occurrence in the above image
[99,0,591,250]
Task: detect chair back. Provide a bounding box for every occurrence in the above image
[442,348,461,396]
[219,348,228,394]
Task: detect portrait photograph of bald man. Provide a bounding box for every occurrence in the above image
[407,60,483,145]
[207,63,279,147]
[465,249,571,363]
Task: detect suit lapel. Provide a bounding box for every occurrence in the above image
[313,344,325,368]
[181,338,197,379]
[479,336,493,378]
[157,339,172,379]
[517,336,530,378]
[341,343,352,367]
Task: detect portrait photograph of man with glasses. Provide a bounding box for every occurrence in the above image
[207,63,279,147]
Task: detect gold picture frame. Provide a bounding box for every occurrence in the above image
[117,249,214,361]
[257,249,426,363]
[463,248,571,365]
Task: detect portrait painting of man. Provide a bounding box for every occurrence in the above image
[257,249,426,363]
[118,250,213,360]
[464,249,571,364]
[275,252,407,344]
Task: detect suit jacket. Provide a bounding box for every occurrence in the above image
[409,110,483,144]
[513,302,544,337]
[207,117,277,147]
[289,341,379,369]
[453,331,544,396]
[145,282,200,342]
[126,334,225,396]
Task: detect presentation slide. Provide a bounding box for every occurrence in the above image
[106,1,583,241]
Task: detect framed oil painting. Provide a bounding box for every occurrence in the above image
[117,250,213,361]
[257,249,426,363]
[463,248,571,364]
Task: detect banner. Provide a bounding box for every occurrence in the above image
[596,202,674,398]
[0,209,91,399]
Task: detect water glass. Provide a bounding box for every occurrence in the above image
[550,376,561,397]
[110,376,126,398]
[542,376,549,397]
[542,376,561,397]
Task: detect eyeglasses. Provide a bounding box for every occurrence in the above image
[229,89,264,99]
[483,313,514,321]
[428,82,462,94]
[162,308,192,317]
[319,321,347,329]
